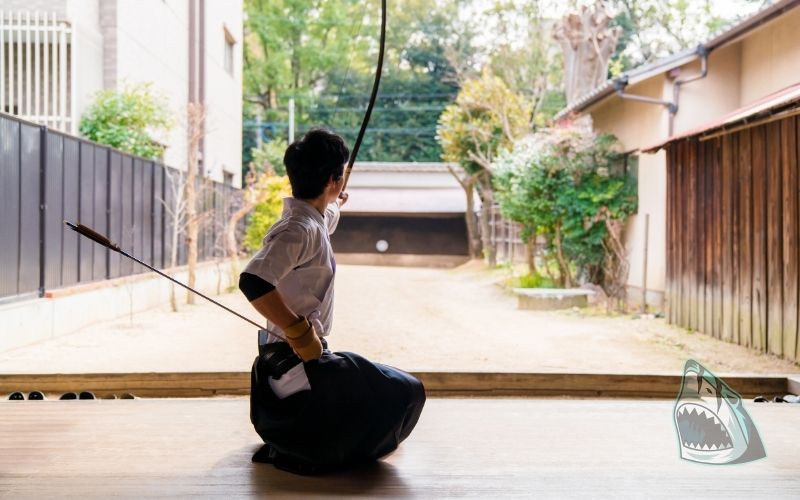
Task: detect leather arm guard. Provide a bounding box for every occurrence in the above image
[283,316,323,362]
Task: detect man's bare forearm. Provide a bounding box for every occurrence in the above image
[250,289,301,330]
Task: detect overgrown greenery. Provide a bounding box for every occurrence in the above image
[79,82,172,160]
[243,175,292,253]
[251,138,288,176]
[493,121,637,300]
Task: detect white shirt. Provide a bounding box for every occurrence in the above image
[244,197,340,398]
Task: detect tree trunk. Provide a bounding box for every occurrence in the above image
[553,222,572,287]
[554,1,621,106]
[185,103,203,304]
[169,211,180,312]
[447,165,482,259]
[525,234,537,275]
[477,173,496,267]
[226,201,254,285]
[463,181,482,258]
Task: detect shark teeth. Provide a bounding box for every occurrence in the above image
[677,403,735,451]
[677,404,722,425]
[683,441,732,451]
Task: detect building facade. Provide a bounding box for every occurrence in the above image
[0,0,242,186]
[332,162,473,267]
[556,0,800,311]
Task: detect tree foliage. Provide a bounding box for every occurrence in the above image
[243,0,367,113]
[243,175,292,253]
[493,121,637,298]
[79,82,172,160]
[607,0,768,73]
[437,70,531,175]
[243,0,465,168]
[251,138,288,176]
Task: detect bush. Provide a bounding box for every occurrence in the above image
[243,175,292,252]
[79,82,172,160]
[493,120,637,302]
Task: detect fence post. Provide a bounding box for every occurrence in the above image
[105,147,111,279]
[38,124,46,297]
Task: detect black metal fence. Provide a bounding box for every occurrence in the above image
[0,112,240,301]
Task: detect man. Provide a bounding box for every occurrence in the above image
[239,128,426,475]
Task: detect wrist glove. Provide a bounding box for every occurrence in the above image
[283,316,323,362]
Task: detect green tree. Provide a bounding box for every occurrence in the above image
[437,70,531,264]
[607,0,768,73]
[243,0,471,165]
[244,0,368,116]
[79,82,172,160]
[493,123,637,302]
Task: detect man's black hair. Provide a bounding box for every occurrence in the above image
[283,128,350,199]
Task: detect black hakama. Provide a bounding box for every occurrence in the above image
[250,345,426,475]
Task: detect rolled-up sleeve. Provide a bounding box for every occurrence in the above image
[243,223,311,286]
[325,202,341,234]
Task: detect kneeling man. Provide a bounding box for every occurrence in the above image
[239,128,426,475]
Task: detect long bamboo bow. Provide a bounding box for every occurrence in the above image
[341,0,387,192]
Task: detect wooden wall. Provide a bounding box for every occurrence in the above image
[666,113,800,362]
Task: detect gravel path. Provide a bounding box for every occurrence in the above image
[1,262,797,375]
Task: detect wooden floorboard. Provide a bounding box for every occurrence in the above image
[0,371,790,399]
[0,398,798,498]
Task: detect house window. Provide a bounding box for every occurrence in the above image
[224,171,234,186]
[623,153,639,182]
[224,28,235,76]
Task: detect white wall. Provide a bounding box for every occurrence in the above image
[66,0,103,131]
[114,0,190,169]
[202,0,243,186]
[347,171,461,189]
[0,260,235,353]
[0,0,66,17]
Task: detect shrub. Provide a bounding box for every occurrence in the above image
[493,121,637,304]
[243,175,292,252]
[79,82,172,160]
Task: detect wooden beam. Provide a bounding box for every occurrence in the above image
[0,372,789,399]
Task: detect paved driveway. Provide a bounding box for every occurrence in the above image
[0,263,797,375]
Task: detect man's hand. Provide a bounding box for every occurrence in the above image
[283,317,323,361]
[337,191,349,208]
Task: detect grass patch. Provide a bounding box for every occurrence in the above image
[506,272,556,289]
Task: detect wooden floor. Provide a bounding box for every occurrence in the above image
[1,398,798,499]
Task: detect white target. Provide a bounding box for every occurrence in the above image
[376,239,389,252]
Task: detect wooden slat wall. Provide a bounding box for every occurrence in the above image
[666,114,800,362]
[781,118,798,360]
